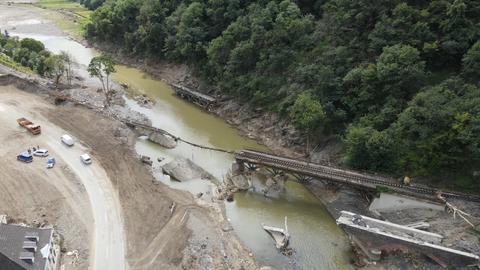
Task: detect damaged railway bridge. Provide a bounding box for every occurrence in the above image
[234,149,480,203]
[120,120,480,203]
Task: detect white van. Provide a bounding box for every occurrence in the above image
[80,154,92,164]
[61,134,74,146]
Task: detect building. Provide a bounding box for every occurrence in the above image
[0,224,60,270]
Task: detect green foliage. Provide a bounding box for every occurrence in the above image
[344,125,399,173]
[88,55,116,106]
[289,93,326,133]
[369,3,435,54]
[393,78,480,175]
[0,34,54,76]
[45,54,66,86]
[462,41,480,84]
[376,44,426,99]
[20,38,45,53]
[84,0,480,187]
[79,0,105,10]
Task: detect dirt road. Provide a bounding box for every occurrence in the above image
[0,85,125,270]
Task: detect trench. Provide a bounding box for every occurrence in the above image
[8,21,352,270]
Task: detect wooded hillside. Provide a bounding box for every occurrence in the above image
[83,0,480,189]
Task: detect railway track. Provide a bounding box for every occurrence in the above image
[120,121,480,202]
[237,150,480,202]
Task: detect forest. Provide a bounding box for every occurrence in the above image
[83,0,480,188]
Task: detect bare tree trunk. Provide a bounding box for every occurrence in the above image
[55,74,61,88]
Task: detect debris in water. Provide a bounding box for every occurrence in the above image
[262,216,290,250]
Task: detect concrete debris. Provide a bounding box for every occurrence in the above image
[140,155,153,166]
[336,211,480,268]
[262,216,290,250]
[162,158,213,182]
[405,221,430,230]
[369,193,444,213]
[133,94,154,108]
[148,132,177,149]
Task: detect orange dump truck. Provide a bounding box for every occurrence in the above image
[17,117,41,135]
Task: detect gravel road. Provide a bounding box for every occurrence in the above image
[0,85,126,270]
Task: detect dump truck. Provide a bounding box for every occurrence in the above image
[17,117,41,135]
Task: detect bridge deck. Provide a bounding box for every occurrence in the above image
[170,83,216,102]
[236,150,480,202]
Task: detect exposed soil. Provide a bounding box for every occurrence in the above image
[0,84,92,270]
[46,96,258,270]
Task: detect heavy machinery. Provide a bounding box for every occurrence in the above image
[17,117,41,135]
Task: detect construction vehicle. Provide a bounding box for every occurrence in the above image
[17,117,41,135]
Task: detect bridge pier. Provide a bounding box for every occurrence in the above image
[244,162,258,171]
[265,167,283,176]
[291,173,312,184]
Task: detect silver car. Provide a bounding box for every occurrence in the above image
[33,149,49,157]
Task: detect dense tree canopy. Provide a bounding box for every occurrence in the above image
[83,0,480,187]
[0,34,69,79]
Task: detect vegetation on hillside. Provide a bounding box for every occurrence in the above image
[0,33,73,86]
[83,0,480,187]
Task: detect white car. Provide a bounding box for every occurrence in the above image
[80,154,92,164]
[61,134,75,146]
[33,149,49,157]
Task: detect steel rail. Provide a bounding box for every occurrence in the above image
[237,150,480,202]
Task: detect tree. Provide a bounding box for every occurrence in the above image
[289,92,326,153]
[60,51,74,85]
[462,41,480,84]
[87,55,116,107]
[20,38,45,53]
[45,55,66,88]
[369,3,434,53]
[344,125,399,173]
[393,78,480,175]
[376,44,425,100]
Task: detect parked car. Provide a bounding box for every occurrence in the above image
[33,149,49,157]
[80,154,92,164]
[17,152,33,163]
[47,157,56,169]
[61,134,74,146]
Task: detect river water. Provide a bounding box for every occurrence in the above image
[10,28,352,270]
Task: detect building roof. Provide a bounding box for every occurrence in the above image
[0,224,53,270]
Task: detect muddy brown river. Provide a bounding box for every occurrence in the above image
[6,8,352,269]
[114,67,353,270]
